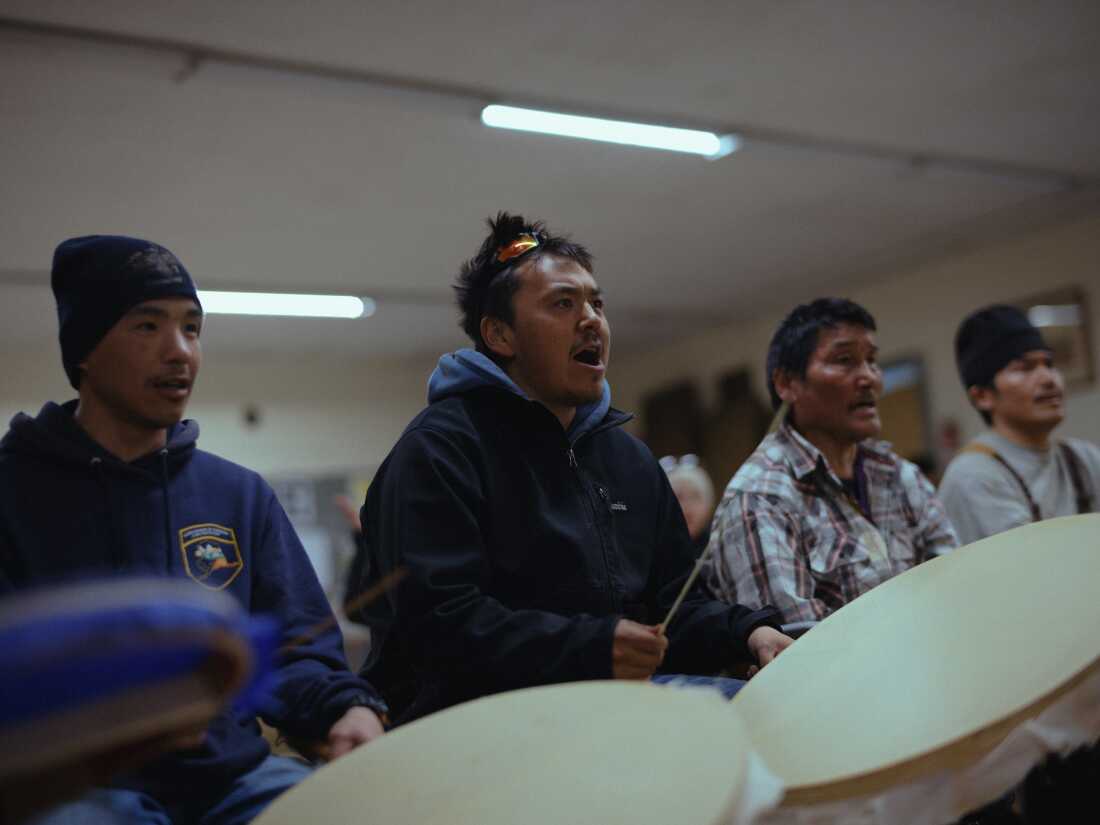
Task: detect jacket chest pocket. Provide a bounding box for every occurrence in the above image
[598,488,654,598]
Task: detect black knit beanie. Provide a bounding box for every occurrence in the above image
[955,305,1049,389]
[51,235,201,389]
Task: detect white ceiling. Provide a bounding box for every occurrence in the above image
[1,0,1098,360]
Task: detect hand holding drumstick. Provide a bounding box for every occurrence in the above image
[611,619,668,680]
[656,535,794,678]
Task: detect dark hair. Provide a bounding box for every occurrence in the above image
[765,298,877,409]
[453,212,593,356]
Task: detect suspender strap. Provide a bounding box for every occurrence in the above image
[960,442,1042,522]
[961,440,1095,520]
[1058,442,1095,515]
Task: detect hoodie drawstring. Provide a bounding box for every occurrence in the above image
[160,449,173,573]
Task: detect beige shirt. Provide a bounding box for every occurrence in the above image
[938,431,1100,545]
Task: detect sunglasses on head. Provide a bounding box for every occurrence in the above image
[495,233,541,265]
[480,232,543,320]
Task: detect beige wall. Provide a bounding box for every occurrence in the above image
[613,213,1100,470]
[1,351,433,477]
[4,213,1096,480]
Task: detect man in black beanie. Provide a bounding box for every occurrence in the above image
[938,304,1100,544]
[0,235,387,824]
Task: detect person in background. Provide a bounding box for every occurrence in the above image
[938,305,1099,544]
[659,454,716,552]
[349,213,791,722]
[705,298,957,624]
[0,236,387,825]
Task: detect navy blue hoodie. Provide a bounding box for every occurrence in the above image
[0,401,384,811]
[352,350,781,721]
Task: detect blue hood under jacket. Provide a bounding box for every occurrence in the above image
[427,348,612,442]
[351,350,781,722]
[0,401,383,812]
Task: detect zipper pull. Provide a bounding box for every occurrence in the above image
[567,448,578,469]
[597,485,608,500]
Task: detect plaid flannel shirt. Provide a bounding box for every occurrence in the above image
[704,419,957,623]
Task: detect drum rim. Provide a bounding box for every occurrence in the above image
[253,679,753,825]
[779,653,1100,806]
[728,514,1100,807]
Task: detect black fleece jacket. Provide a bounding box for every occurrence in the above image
[352,385,780,721]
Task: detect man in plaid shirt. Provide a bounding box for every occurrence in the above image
[705,298,957,624]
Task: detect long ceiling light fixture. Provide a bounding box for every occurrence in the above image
[481,104,740,159]
[1,18,1089,186]
[197,290,374,318]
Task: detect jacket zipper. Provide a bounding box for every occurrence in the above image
[565,443,619,612]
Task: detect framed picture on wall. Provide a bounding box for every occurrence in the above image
[1014,287,1094,391]
[878,357,937,478]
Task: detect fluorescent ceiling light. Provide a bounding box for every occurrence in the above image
[481,104,739,159]
[197,290,374,319]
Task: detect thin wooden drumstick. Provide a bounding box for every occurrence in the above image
[658,408,787,634]
[280,568,407,653]
[766,400,790,435]
[658,543,714,634]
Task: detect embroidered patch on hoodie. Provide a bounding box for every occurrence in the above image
[180,523,244,590]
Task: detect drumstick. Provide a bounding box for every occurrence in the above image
[766,400,790,435]
[659,412,786,634]
[657,542,714,634]
[280,568,407,653]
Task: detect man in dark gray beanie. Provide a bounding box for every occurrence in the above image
[0,235,388,824]
[52,235,203,389]
[938,304,1099,544]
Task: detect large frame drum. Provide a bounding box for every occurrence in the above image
[733,513,1100,821]
[255,680,776,825]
